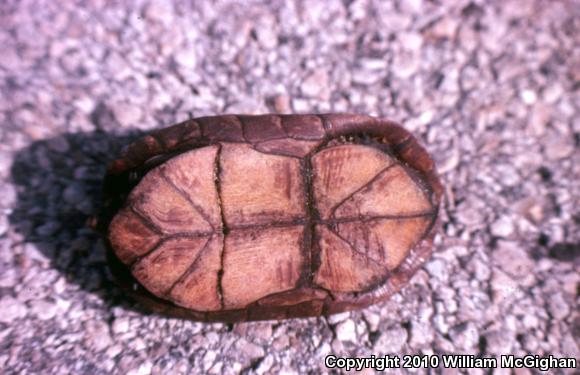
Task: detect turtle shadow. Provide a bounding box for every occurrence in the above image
[9,129,147,311]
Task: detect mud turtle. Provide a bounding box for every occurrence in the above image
[98,114,442,322]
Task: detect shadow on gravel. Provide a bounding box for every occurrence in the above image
[9,129,146,311]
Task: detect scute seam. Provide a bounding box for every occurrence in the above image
[159,167,214,231]
[214,144,226,310]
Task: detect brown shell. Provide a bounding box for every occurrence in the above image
[98,114,443,322]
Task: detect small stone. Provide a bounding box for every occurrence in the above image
[334,319,357,343]
[174,49,197,70]
[485,330,514,355]
[301,70,329,99]
[424,17,458,40]
[0,296,27,323]
[0,215,8,236]
[490,216,515,237]
[272,334,289,351]
[254,23,278,50]
[272,94,291,113]
[145,2,174,23]
[374,326,408,353]
[35,221,60,237]
[520,89,537,105]
[30,299,58,320]
[547,292,570,320]
[236,339,265,359]
[491,269,521,303]
[542,84,563,103]
[392,51,419,79]
[492,240,534,280]
[112,103,143,128]
[544,135,575,160]
[520,334,539,352]
[0,151,12,179]
[425,258,447,280]
[0,267,18,288]
[448,322,479,350]
[409,321,434,347]
[63,184,87,205]
[47,136,70,153]
[400,0,423,13]
[203,350,217,371]
[0,184,16,208]
[126,361,152,375]
[112,317,130,335]
[255,354,274,375]
[85,320,113,352]
[362,310,381,332]
[327,311,350,324]
[291,98,310,112]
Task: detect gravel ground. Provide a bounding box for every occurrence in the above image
[1,0,579,374]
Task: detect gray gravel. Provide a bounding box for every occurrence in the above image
[1,0,579,374]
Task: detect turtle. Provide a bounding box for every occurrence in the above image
[97,113,443,322]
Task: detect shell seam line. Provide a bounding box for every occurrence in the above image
[328,162,399,219]
[302,155,318,286]
[215,143,226,310]
[163,235,213,298]
[159,168,215,231]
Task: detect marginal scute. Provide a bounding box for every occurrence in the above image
[132,236,211,296]
[130,169,212,234]
[334,165,432,218]
[281,115,325,140]
[221,226,304,309]
[152,120,201,149]
[254,138,320,158]
[160,146,221,228]
[220,143,305,226]
[198,115,244,142]
[108,209,161,264]
[169,235,223,311]
[314,225,387,292]
[240,115,286,143]
[335,217,432,270]
[257,288,328,306]
[312,145,394,219]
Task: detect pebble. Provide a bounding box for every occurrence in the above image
[373,326,408,353]
[334,319,357,343]
[112,103,143,128]
[30,299,58,320]
[63,184,86,205]
[520,89,538,105]
[492,241,535,280]
[544,135,575,160]
[236,339,265,360]
[547,292,570,320]
[425,258,447,280]
[0,215,8,236]
[485,330,514,355]
[112,317,130,335]
[448,322,479,351]
[409,321,434,347]
[126,361,152,375]
[490,216,515,237]
[85,320,113,352]
[301,70,329,99]
[272,94,291,113]
[174,49,197,70]
[0,296,27,323]
[0,185,17,208]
